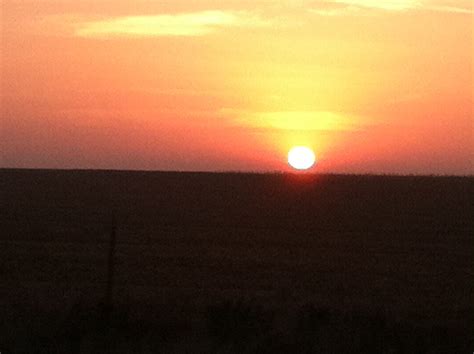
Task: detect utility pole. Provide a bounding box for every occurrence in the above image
[105,212,117,316]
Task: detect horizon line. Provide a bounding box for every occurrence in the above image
[1,167,472,178]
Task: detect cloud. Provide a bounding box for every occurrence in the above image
[74,11,269,38]
[223,109,366,132]
[426,4,473,14]
[309,0,421,14]
[309,0,472,15]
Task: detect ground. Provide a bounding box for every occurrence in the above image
[1,169,473,352]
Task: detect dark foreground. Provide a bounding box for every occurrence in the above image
[1,169,473,353]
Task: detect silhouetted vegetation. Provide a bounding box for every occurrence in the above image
[1,298,472,353]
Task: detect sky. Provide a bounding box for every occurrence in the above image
[1,0,473,174]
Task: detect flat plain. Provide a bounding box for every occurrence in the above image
[1,169,473,352]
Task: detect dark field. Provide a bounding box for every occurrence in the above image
[1,169,473,353]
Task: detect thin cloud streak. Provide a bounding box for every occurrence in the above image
[426,5,472,14]
[309,0,472,15]
[223,109,368,132]
[329,0,420,11]
[75,11,270,38]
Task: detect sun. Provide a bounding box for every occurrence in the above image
[288,146,316,170]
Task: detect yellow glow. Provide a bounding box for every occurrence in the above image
[288,146,316,170]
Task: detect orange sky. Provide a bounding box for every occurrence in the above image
[1,0,473,174]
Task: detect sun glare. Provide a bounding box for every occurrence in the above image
[288,146,316,170]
